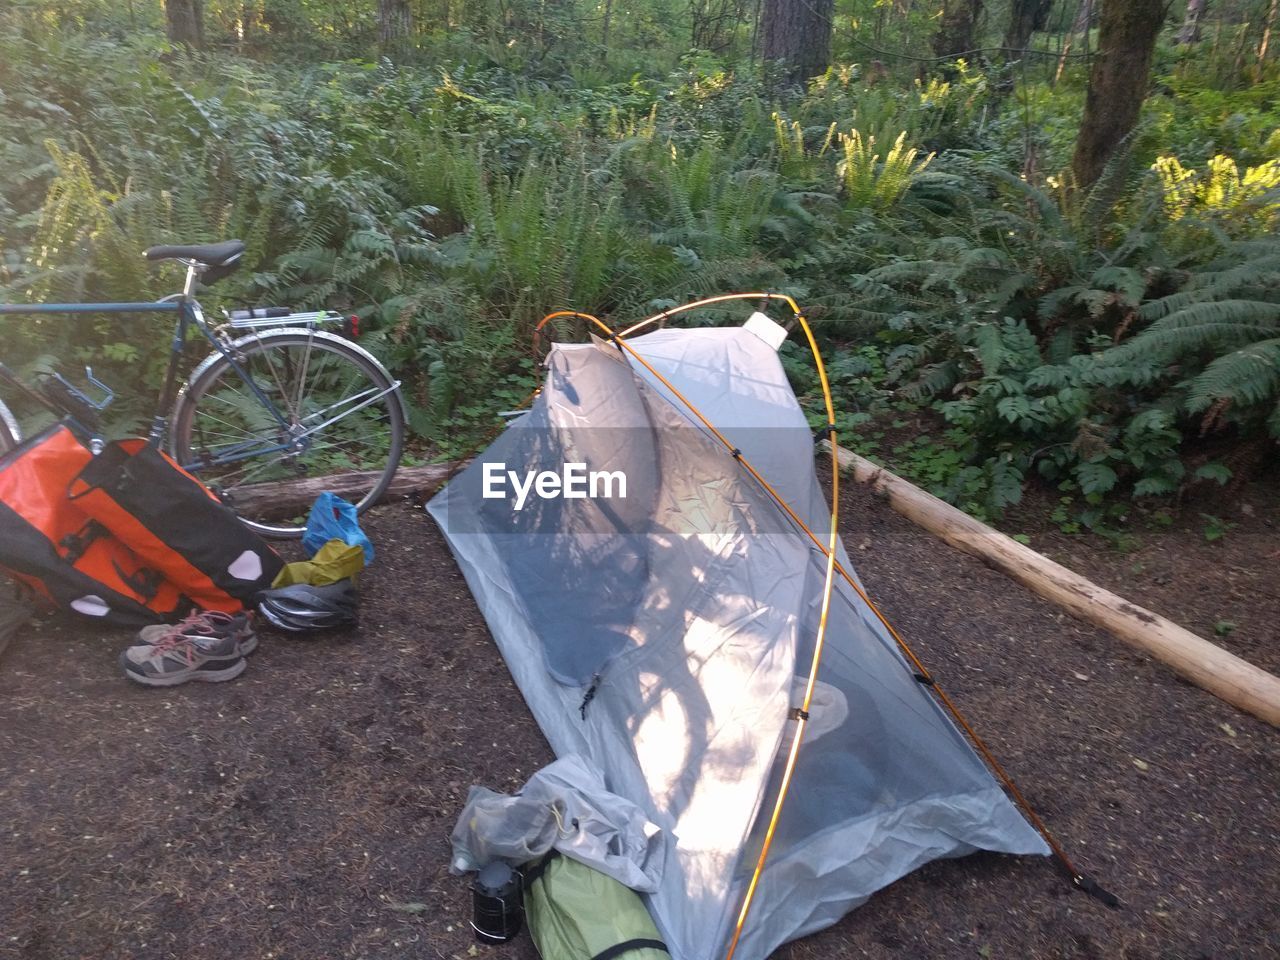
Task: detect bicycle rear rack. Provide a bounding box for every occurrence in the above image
[223,308,344,330]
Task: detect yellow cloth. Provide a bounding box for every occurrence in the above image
[272,539,364,588]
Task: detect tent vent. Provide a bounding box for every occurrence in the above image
[743,311,788,350]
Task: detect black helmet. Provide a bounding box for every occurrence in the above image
[257,579,358,632]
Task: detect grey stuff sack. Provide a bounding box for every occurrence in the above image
[449,754,666,893]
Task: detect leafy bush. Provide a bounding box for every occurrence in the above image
[843,162,1277,514]
[1153,154,1280,234]
[2,10,1275,506]
[1104,239,1280,450]
[837,130,934,210]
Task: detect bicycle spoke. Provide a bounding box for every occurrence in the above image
[299,342,341,420]
[299,385,382,425]
[299,384,398,437]
[192,410,269,435]
[252,339,299,423]
[293,332,316,416]
[176,332,403,537]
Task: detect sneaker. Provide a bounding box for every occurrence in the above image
[120,628,247,687]
[136,610,258,656]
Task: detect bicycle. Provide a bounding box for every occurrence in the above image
[0,239,406,538]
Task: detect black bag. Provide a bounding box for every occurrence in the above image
[68,439,282,613]
[0,424,186,627]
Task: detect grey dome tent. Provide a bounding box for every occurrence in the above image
[428,298,1056,960]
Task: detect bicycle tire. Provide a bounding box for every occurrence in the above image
[170,329,406,539]
[0,398,20,455]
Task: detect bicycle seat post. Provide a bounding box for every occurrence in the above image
[143,257,205,448]
[181,260,201,299]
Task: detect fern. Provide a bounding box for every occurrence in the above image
[1186,339,1280,413]
[837,131,933,211]
[1154,153,1280,230]
[1117,299,1278,356]
[1100,236,1280,433]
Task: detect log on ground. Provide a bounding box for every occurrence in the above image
[227,463,459,516]
[824,442,1280,728]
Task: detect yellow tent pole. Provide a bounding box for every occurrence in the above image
[540,299,842,958]
[721,307,839,960]
[532,295,1097,952]
[615,292,795,338]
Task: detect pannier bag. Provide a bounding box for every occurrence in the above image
[68,439,282,613]
[0,424,185,627]
[523,850,669,960]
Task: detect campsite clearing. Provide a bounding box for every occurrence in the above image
[0,479,1276,960]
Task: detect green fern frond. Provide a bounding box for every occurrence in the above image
[901,360,961,400]
[1186,339,1280,411]
[1119,299,1278,359]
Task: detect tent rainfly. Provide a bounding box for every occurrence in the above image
[429,296,1086,960]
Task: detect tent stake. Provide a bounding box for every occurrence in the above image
[824,442,1280,728]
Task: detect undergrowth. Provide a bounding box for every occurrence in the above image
[1,11,1276,522]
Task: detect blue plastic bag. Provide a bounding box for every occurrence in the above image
[303,492,375,565]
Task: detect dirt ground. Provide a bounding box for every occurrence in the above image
[1,472,1277,960]
[1001,479,1280,677]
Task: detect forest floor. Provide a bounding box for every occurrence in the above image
[0,469,1277,960]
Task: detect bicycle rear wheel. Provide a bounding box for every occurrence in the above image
[171,329,405,538]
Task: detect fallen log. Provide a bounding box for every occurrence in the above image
[824,441,1280,728]
[228,462,460,516]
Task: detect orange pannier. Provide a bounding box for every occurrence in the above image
[67,439,282,613]
[0,424,184,627]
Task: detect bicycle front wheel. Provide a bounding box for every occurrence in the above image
[171,329,406,538]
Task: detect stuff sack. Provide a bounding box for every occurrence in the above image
[68,439,282,613]
[303,492,374,564]
[0,424,185,627]
[523,850,669,960]
[272,539,365,588]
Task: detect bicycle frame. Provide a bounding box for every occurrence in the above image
[0,262,298,469]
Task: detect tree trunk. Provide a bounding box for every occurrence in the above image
[1174,0,1207,43]
[378,0,412,44]
[751,0,764,62]
[763,0,834,85]
[1260,0,1279,66]
[1053,0,1093,84]
[1004,0,1054,55]
[1071,0,1166,190]
[601,0,614,59]
[225,464,456,518]
[933,0,983,59]
[163,0,205,48]
[1071,0,1097,34]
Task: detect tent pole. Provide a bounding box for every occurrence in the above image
[543,299,852,952]
[723,308,840,960]
[534,299,1117,950]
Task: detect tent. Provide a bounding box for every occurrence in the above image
[427,298,1051,960]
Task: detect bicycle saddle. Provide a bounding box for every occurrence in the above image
[143,239,245,267]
